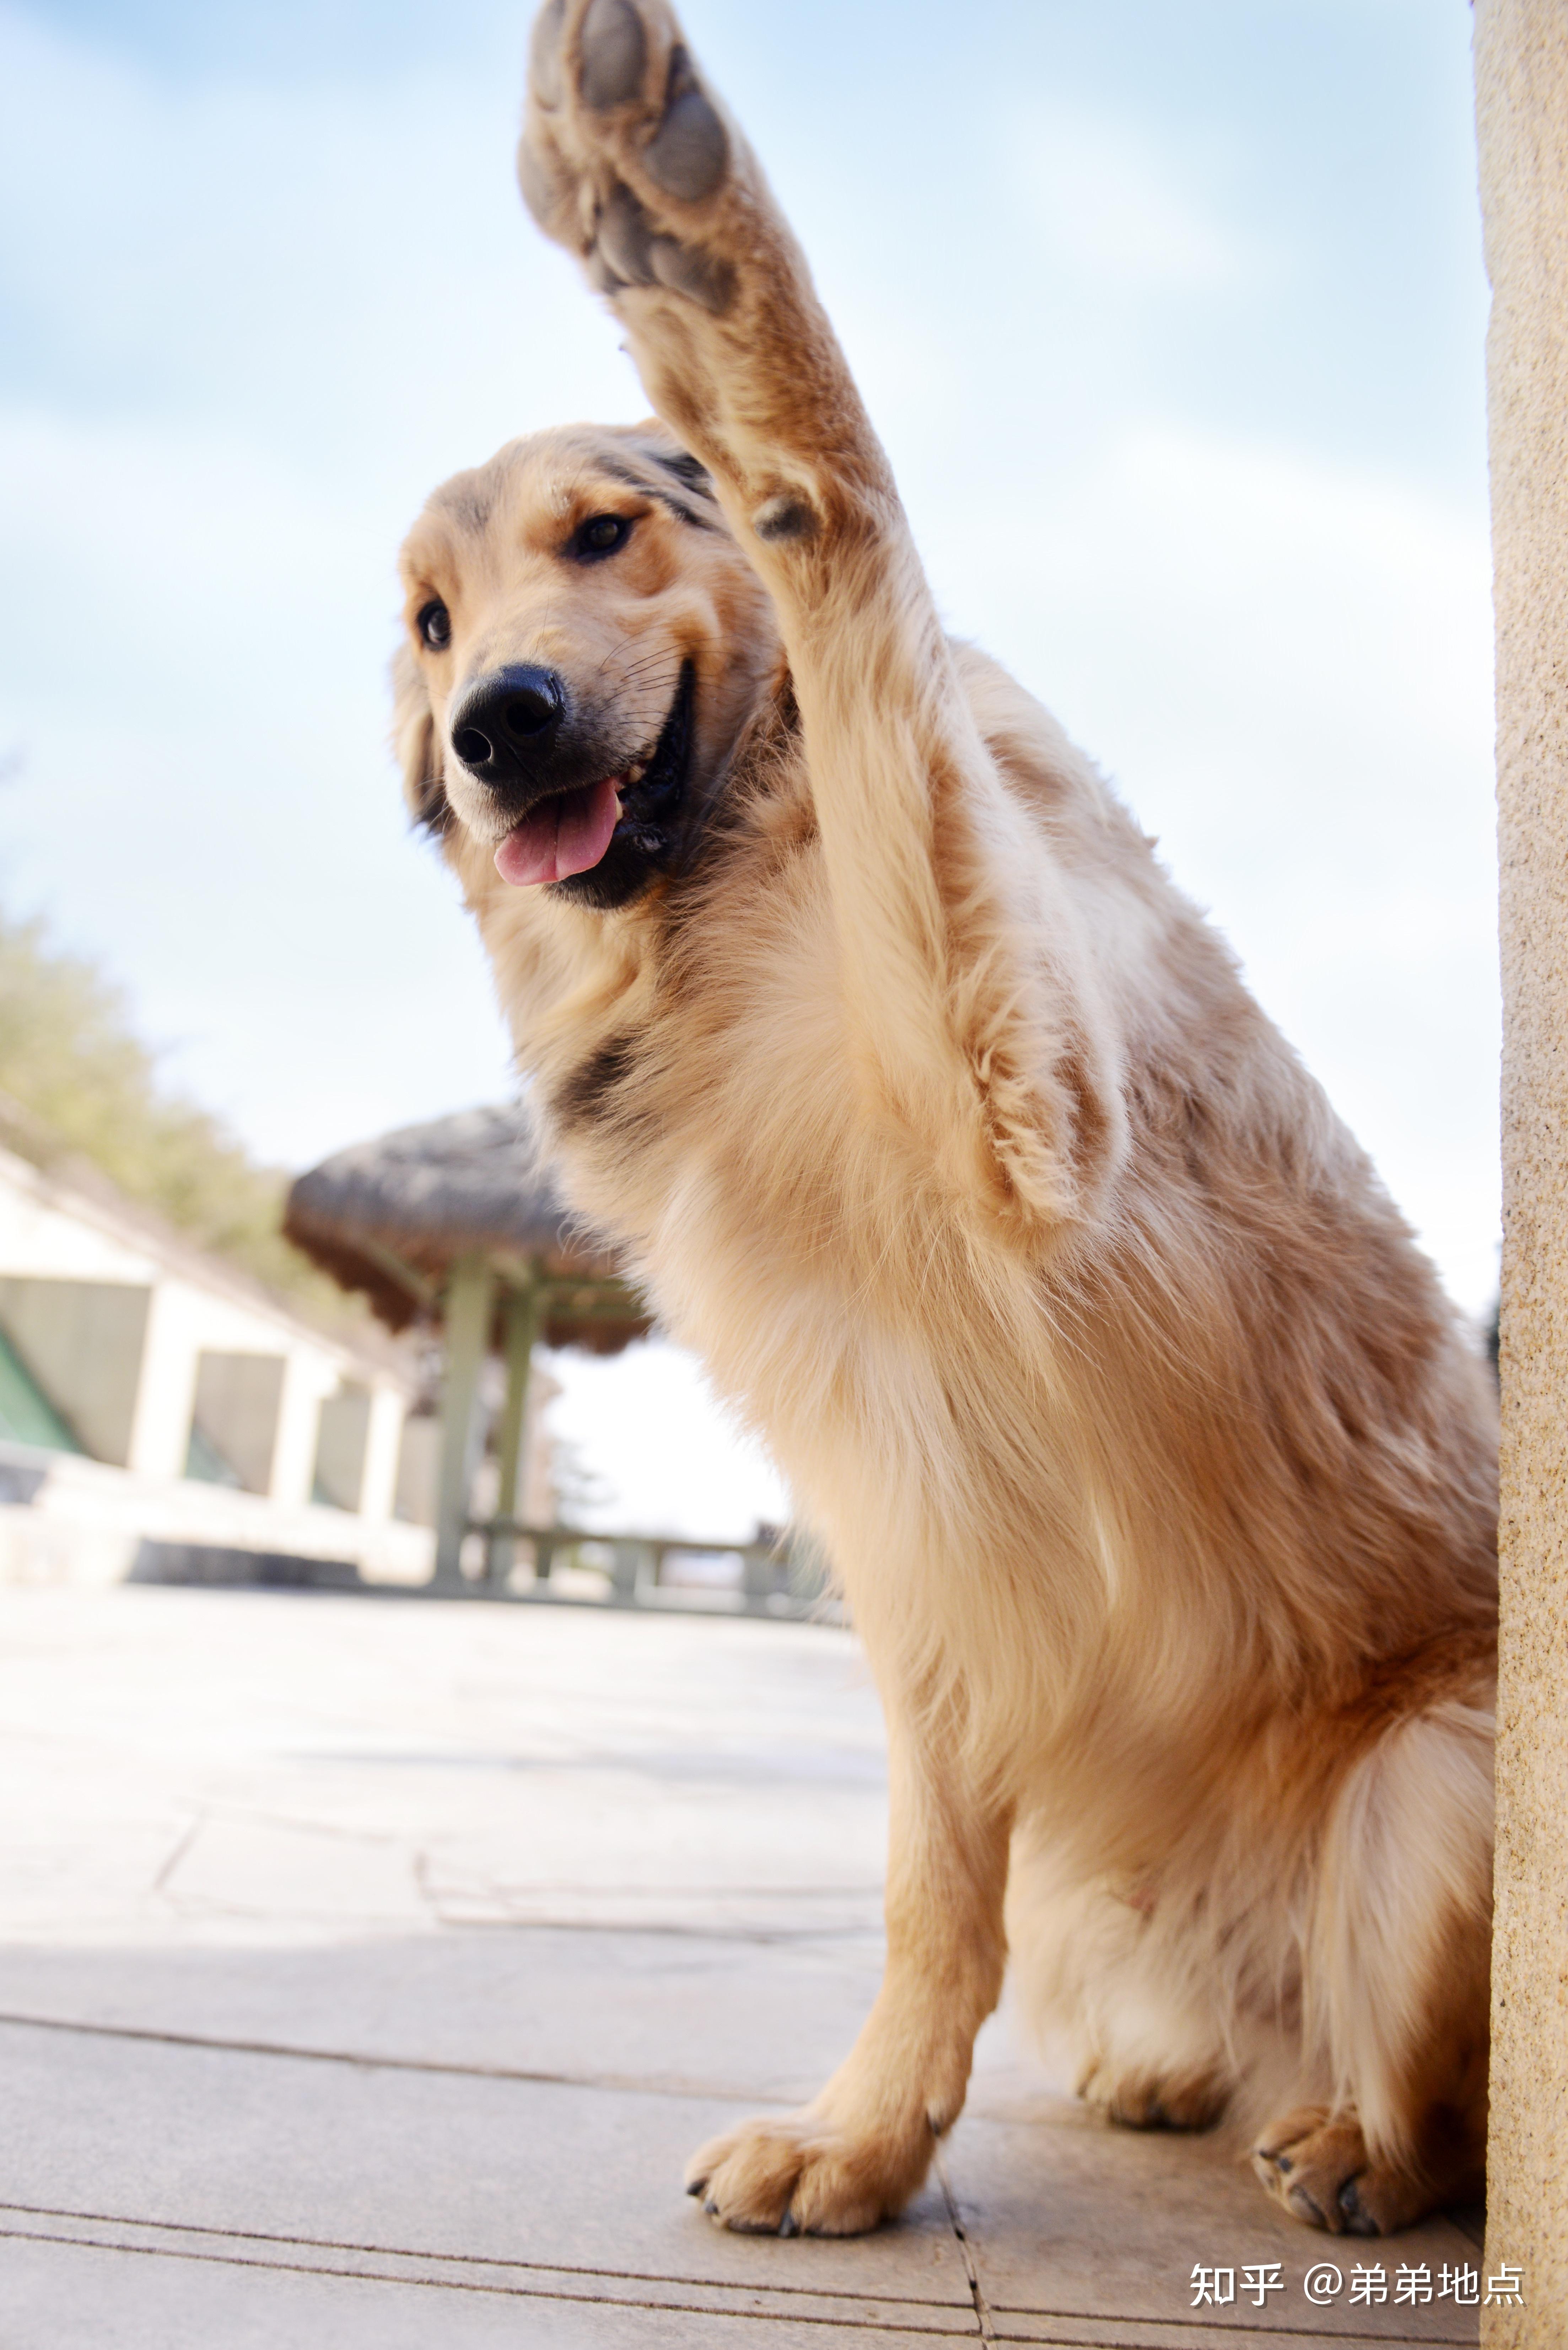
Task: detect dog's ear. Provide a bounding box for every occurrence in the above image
[392,642,447,833]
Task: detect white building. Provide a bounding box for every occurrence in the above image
[0,1107,435,1586]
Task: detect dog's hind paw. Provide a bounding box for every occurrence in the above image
[1076,2057,1229,2134]
[1252,2106,1453,2236]
[519,0,738,313]
[684,2110,932,2238]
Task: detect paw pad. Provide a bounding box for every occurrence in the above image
[643,49,727,201]
[529,0,566,109]
[518,135,570,233]
[752,494,815,543]
[648,234,731,311]
[579,0,647,108]
[581,180,733,312]
[597,182,656,281]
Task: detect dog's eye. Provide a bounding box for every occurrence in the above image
[417,600,451,650]
[574,514,632,560]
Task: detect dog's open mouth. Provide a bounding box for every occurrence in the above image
[494,664,694,889]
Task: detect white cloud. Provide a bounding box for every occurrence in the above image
[1007,100,1249,290]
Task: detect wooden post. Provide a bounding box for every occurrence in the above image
[1475,3,1568,2332]
[487,1279,541,1587]
[433,1253,495,1588]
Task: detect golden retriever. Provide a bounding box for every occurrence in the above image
[393,0,1497,2238]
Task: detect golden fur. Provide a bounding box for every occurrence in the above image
[394,0,1497,2238]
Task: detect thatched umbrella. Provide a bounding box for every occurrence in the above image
[285,1105,649,1583]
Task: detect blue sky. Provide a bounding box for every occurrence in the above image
[0,0,1495,1528]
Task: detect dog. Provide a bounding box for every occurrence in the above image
[393,0,1498,2238]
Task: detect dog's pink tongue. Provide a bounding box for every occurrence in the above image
[556,777,623,878]
[495,779,621,887]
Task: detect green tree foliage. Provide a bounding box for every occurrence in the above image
[0,906,363,1326]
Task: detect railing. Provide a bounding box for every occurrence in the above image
[458,1518,835,1619]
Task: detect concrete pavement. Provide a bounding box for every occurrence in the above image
[0,1587,1486,2344]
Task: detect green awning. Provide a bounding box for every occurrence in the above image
[0,1325,83,1453]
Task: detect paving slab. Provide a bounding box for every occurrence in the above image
[0,2236,960,2349]
[0,1588,1499,2344]
[0,2014,973,2306]
[0,1924,885,2104]
[943,2099,1481,2347]
[0,1587,886,1946]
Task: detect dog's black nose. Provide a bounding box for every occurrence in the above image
[449,666,566,788]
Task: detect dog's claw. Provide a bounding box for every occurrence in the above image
[1338,2177,1378,2235]
[778,2209,799,2237]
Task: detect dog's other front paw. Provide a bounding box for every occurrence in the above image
[685,2109,934,2237]
[519,0,738,313]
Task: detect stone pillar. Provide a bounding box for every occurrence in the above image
[269,1349,330,1508]
[1474,3,1568,2333]
[433,1254,495,1587]
[487,1280,541,1585]
[122,1284,201,1480]
[360,1385,406,1526]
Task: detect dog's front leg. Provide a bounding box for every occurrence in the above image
[685,1721,1009,2235]
[519,0,1125,1233]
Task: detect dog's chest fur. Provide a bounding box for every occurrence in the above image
[459,685,1497,1781]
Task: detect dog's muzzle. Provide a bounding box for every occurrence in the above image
[448,665,567,803]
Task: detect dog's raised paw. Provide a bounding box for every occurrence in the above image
[521,0,737,311]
